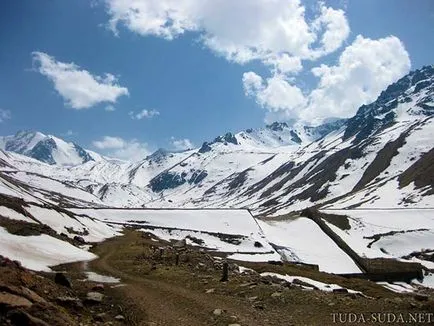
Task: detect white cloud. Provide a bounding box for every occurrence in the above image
[105,0,349,65]
[243,72,264,97]
[309,3,350,59]
[93,136,126,149]
[243,72,306,119]
[105,105,116,112]
[170,137,194,150]
[265,54,303,75]
[301,35,411,123]
[92,136,150,161]
[0,109,11,123]
[129,109,160,120]
[244,35,411,124]
[104,1,411,125]
[32,51,129,109]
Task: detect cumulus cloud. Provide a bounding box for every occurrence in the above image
[105,105,116,112]
[170,137,194,151]
[104,1,411,124]
[301,35,411,122]
[245,36,411,124]
[0,109,11,123]
[309,3,350,59]
[32,52,129,109]
[92,136,150,161]
[243,72,306,119]
[92,136,126,149]
[129,109,160,120]
[105,0,349,65]
[265,54,303,75]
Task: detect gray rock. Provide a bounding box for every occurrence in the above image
[95,312,106,322]
[213,308,223,316]
[85,291,104,303]
[7,310,49,326]
[92,284,105,292]
[55,272,71,288]
[0,292,33,308]
[414,294,429,301]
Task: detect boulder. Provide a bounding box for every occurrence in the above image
[0,292,33,309]
[7,310,50,326]
[213,308,223,316]
[0,284,45,304]
[94,312,107,322]
[56,296,83,308]
[414,294,429,302]
[54,273,71,288]
[92,284,105,292]
[73,236,85,244]
[85,291,104,303]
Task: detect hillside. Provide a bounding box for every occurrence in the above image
[0,66,433,215]
[0,66,433,306]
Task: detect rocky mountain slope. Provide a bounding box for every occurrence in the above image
[0,66,433,215]
[0,66,433,297]
[0,131,97,166]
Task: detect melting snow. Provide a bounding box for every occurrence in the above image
[0,227,96,272]
[261,272,361,294]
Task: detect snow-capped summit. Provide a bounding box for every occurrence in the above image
[0,65,432,212]
[0,130,95,166]
[236,118,347,148]
[344,65,434,142]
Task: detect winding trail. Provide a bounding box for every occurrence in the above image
[88,231,276,326]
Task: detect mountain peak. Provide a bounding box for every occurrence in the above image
[343,65,434,142]
[0,130,95,166]
[146,148,173,164]
[266,122,289,132]
[213,132,238,145]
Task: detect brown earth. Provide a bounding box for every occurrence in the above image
[84,229,434,326]
[1,229,434,326]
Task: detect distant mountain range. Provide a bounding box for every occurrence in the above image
[0,65,433,215]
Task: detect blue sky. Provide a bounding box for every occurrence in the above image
[0,0,433,159]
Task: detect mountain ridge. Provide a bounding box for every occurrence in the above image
[0,65,433,215]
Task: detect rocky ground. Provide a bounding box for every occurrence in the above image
[1,229,434,326]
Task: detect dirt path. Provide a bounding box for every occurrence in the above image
[85,230,434,326]
[89,231,282,326]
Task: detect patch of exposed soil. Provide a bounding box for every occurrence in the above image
[81,229,434,326]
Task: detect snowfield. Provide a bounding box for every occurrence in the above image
[0,227,96,272]
[258,218,362,274]
[73,208,280,259]
[73,208,262,235]
[321,209,434,266]
[261,272,362,294]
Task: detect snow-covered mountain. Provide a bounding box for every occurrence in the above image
[0,65,434,283]
[0,65,433,215]
[0,131,97,166]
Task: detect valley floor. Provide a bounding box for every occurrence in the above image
[67,230,434,325]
